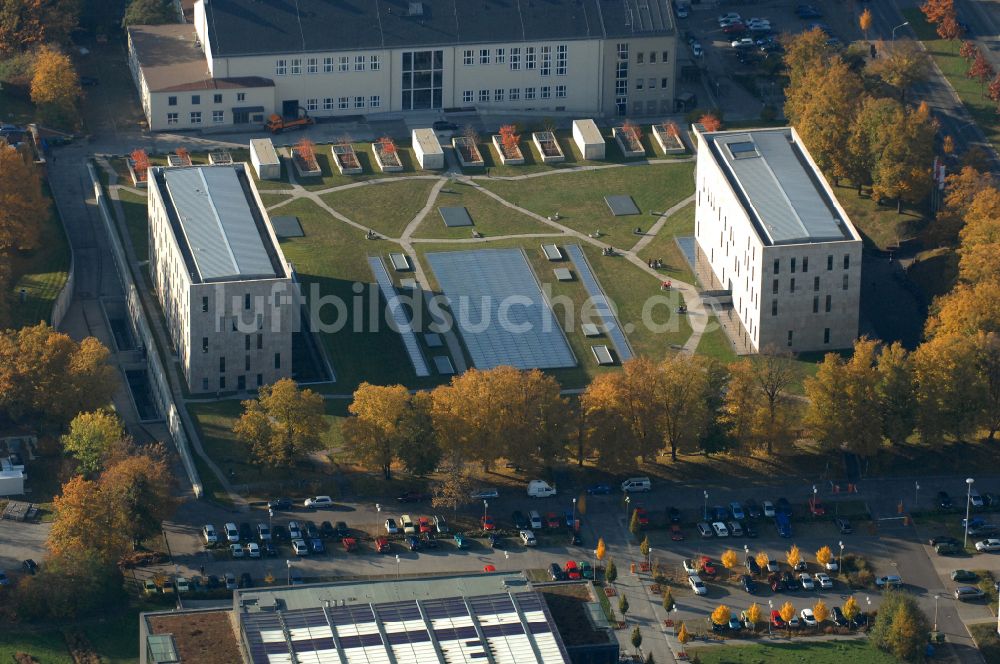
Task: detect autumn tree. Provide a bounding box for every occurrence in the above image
[968,50,996,98]
[430,460,473,512]
[639,535,650,562]
[779,601,796,623]
[0,323,118,427]
[843,596,861,622]
[871,103,935,212]
[31,45,82,127]
[877,342,916,446]
[937,15,962,40]
[869,591,930,660]
[746,603,762,630]
[867,40,930,102]
[847,96,903,193]
[659,354,712,462]
[929,166,991,247]
[786,545,802,569]
[61,408,125,475]
[989,73,1000,105]
[928,281,1000,337]
[676,623,691,645]
[912,333,985,442]
[722,354,797,455]
[711,605,731,626]
[815,546,833,568]
[596,537,606,562]
[0,144,46,252]
[721,550,738,578]
[784,28,832,88]
[0,0,81,51]
[123,0,175,25]
[975,332,1000,441]
[813,600,829,624]
[698,113,722,132]
[957,187,1000,284]
[755,551,770,573]
[233,378,328,467]
[859,9,872,40]
[959,40,978,62]
[13,547,125,621]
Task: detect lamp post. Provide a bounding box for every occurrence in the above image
[703,490,709,522]
[934,594,940,632]
[483,500,489,528]
[572,497,577,526]
[891,21,909,40]
[395,554,401,580]
[915,482,920,509]
[285,559,291,586]
[375,503,381,537]
[839,541,844,573]
[768,600,773,635]
[965,478,975,548]
[625,495,631,522]
[865,597,872,628]
[504,550,509,571]
[812,485,817,514]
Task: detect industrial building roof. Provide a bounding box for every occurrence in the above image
[236,573,571,664]
[704,128,853,246]
[160,166,280,282]
[202,0,674,58]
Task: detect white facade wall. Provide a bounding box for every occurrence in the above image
[694,131,862,354]
[147,86,274,132]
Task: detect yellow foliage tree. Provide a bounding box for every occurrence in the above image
[815,545,833,568]
[596,537,606,561]
[813,600,829,624]
[755,551,770,572]
[860,8,873,40]
[711,605,731,626]
[746,603,762,630]
[721,549,738,576]
[786,545,802,569]
[677,622,691,645]
[843,596,861,622]
[779,601,795,623]
[234,378,328,467]
[0,144,46,252]
[31,46,82,127]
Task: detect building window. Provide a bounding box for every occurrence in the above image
[463,90,473,103]
[661,50,669,62]
[369,95,380,108]
[191,94,200,105]
[843,274,849,290]
[245,335,251,351]
[510,47,521,70]
[540,46,551,75]
[509,88,520,101]
[790,258,796,273]
[647,77,656,90]
[463,49,473,65]
[354,96,365,108]
[370,55,380,70]
[202,296,209,312]
[541,86,551,99]
[276,59,287,75]
[290,58,301,74]
[480,48,490,64]
[338,97,349,109]
[213,93,222,103]
[274,353,281,369]
[400,50,443,110]
[637,52,644,64]
[773,259,779,274]
[166,113,178,125]
[324,57,334,72]
[636,79,644,90]
[256,373,263,387]
[212,110,224,124]
[616,80,627,95]
[220,356,226,373]
[824,328,831,344]
[495,48,505,64]
[238,375,246,390]
[650,51,657,63]
[827,255,834,270]
[813,296,819,313]
[190,111,202,124]
[338,56,349,72]
[787,330,793,346]
[494,88,504,102]
[323,97,334,110]
[772,279,778,294]
[237,93,246,102]
[257,334,263,350]
[202,337,209,353]
[617,43,629,60]
[305,57,317,74]
[844,254,850,269]
[168,96,177,106]
[306,98,318,111]
[825,295,832,312]
[555,85,566,98]
[771,300,777,316]
[790,278,795,293]
[814,276,820,291]
[525,87,536,99]
[354,55,365,71]
[526,46,536,69]
[220,376,226,390]
[661,77,668,88]
[802,257,809,272]
[479,89,489,102]
[244,355,250,371]
[202,378,209,391]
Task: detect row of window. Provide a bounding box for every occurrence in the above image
[167,111,225,125]
[771,294,841,316]
[462,45,568,75]
[773,254,850,274]
[202,373,266,392]
[204,353,280,373]
[783,328,832,346]
[201,334,265,353]
[636,78,670,91]
[462,86,566,103]
[635,50,670,64]
[168,92,247,107]
[771,275,850,294]
[276,55,381,76]
[305,96,380,111]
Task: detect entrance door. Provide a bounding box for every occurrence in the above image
[282,100,299,117]
[233,110,249,124]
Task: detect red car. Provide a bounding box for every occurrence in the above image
[809,499,826,516]
[670,524,684,541]
[722,22,746,34]
[342,537,358,552]
[483,564,497,572]
[633,507,649,526]
[700,556,718,577]
[546,513,561,528]
[480,515,496,531]
[374,536,390,553]
[418,517,433,533]
[771,610,785,628]
[564,561,582,580]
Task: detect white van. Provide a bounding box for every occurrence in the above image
[527,480,557,498]
[621,477,651,493]
[529,510,543,529]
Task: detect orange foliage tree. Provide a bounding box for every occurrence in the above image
[666,121,680,138]
[699,113,722,132]
[377,136,397,155]
[959,41,978,61]
[296,138,317,167]
[498,124,520,157]
[30,45,81,127]
[0,144,46,251]
[130,149,150,180]
[921,0,954,25]
[968,51,996,97]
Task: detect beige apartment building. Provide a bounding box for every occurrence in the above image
[147,163,295,394]
[693,127,863,353]
[127,0,679,131]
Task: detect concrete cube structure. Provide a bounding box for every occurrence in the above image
[250,138,281,180]
[412,128,444,170]
[572,119,605,160]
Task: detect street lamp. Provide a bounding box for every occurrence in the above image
[572,497,577,525]
[703,490,709,521]
[625,495,631,522]
[395,554,401,579]
[839,541,844,573]
[768,600,773,635]
[965,478,975,548]
[866,597,872,628]
[483,500,489,528]
[375,503,382,537]
[286,559,292,586]
[934,594,940,632]
[915,482,920,509]
[891,21,909,41]
[504,550,509,571]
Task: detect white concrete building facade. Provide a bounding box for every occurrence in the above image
[147,163,295,394]
[128,0,679,131]
[693,127,862,353]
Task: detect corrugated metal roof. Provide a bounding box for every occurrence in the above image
[164,167,277,281]
[713,129,847,245]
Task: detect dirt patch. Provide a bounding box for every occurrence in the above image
[64,631,100,664]
[147,611,238,664]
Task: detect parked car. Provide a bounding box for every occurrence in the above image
[230,544,245,558]
[770,610,785,628]
[546,512,561,528]
[335,521,351,538]
[520,530,537,546]
[224,522,240,543]
[488,533,504,549]
[763,501,776,518]
[239,523,253,541]
[384,518,399,535]
[564,561,582,580]
[319,521,335,538]
[722,22,746,35]
[512,511,528,529]
[396,491,430,503]
[586,483,612,495]
[292,540,309,556]
[970,488,984,507]
[951,569,978,582]
[267,498,292,510]
[405,535,420,552]
[875,575,903,588]
[262,542,277,557]
[765,557,780,574]
[304,496,333,509]
[239,572,253,589]
[835,517,852,534]
[745,556,761,576]
[632,507,649,527]
[224,572,238,590]
[936,542,961,555]
[711,505,728,522]
[697,522,713,538]
[548,563,564,581]
[202,524,218,545]
[690,42,703,57]
[434,515,449,533]
[775,498,791,515]
[287,521,302,539]
[530,511,543,529]
[289,570,304,585]
[689,574,707,595]
[781,571,797,591]
[420,533,437,548]
[938,491,954,509]
[728,521,743,537]
[800,608,816,627]
[975,538,1000,552]
[712,522,729,537]
[245,542,261,558]
[799,573,814,590]
[417,517,432,534]
[955,586,986,601]
[470,488,499,499]
[272,524,288,541]
[700,557,719,577]
[740,574,756,593]
[375,536,390,553]
[832,606,848,627]
[257,523,271,542]
[745,500,761,519]
[731,37,755,49]
[578,561,594,579]
[815,572,833,589]
[809,499,826,516]
[718,12,742,24]
[400,515,416,534]
[453,534,467,549]
[670,524,684,541]
[683,559,698,575]
[930,535,960,547]
[309,538,325,554]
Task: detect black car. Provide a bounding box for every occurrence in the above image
[262,542,278,557]
[239,523,253,541]
[268,498,293,510]
[396,491,430,503]
[740,574,757,593]
[835,517,852,534]
[405,535,420,551]
[305,521,320,539]
[310,538,325,554]
[745,556,761,576]
[776,498,792,515]
[420,532,438,548]
[712,505,728,521]
[929,535,959,547]
[512,511,528,529]
[272,524,288,541]
[744,523,758,538]
[432,120,458,131]
[488,533,505,549]
[768,572,781,592]
[22,559,38,575]
[782,571,797,591]
[667,507,681,523]
[239,572,253,588]
[570,532,582,546]
[335,521,350,538]
[205,574,221,589]
[548,563,565,581]
[745,500,761,520]
[832,606,848,627]
[938,491,953,509]
[320,521,335,538]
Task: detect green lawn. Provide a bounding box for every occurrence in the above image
[259,192,294,209]
[831,181,927,251]
[631,201,697,286]
[478,161,696,245]
[0,83,35,125]
[83,610,143,664]
[904,9,1000,147]
[697,314,738,362]
[5,190,70,330]
[322,177,441,238]
[0,628,72,664]
[687,639,898,664]
[969,622,1000,663]
[118,189,149,262]
[411,180,560,240]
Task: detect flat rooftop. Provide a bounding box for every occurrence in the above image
[704,128,854,246]
[154,165,284,283]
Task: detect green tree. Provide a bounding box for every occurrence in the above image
[619,594,630,619]
[639,535,650,561]
[605,559,618,585]
[629,508,642,535]
[234,378,328,467]
[61,408,125,475]
[630,626,642,653]
[122,0,175,25]
[869,591,930,661]
[662,589,675,612]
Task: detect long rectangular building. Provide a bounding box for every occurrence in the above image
[148,163,295,393]
[693,126,863,353]
[127,0,679,131]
